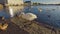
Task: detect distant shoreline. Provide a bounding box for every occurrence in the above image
[31,4,60,6]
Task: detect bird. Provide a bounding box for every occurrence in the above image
[21,13,37,21]
[38,8,42,12]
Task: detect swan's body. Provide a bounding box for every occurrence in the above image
[21,13,37,21]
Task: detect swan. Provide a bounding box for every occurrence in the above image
[38,8,42,12]
[21,13,37,21]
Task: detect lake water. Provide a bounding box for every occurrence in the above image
[24,5,60,28]
[1,5,60,29]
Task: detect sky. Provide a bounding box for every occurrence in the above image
[24,0,60,4]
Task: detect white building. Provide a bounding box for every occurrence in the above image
[7,0,24,5]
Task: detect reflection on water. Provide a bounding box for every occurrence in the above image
[9,6,24,17]
[0,6,24,18]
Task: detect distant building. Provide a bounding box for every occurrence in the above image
[24,1,31,6]
[0,0,6,4]
[6,0,24,6]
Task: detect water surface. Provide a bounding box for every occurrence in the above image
[24,5,60,28]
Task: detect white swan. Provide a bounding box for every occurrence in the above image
[21,13,37,21]
[38,8,42,12]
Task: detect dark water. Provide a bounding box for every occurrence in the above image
[0,8,10,19]
[24,5,60,29]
